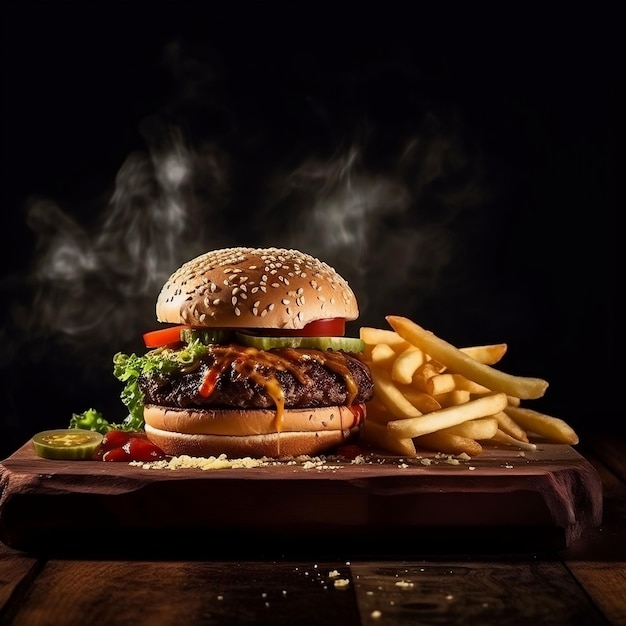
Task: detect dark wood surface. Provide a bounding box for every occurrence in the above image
[0,440,602,555]
[1,429,624,626]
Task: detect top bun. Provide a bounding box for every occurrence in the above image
[156,247,359,330]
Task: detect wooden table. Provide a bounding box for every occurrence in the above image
[1,429,624,626]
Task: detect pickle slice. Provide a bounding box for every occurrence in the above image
[180,328,234,345]
[32,429,104,460]
[236,332,365,352]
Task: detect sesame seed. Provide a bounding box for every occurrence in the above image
[282,299,290,305]
[234,307,241,316]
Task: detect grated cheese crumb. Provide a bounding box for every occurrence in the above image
[395,580,414,588]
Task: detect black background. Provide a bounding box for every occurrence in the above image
[1,2,622,458]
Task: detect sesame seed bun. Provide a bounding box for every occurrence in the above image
[155,247,359,330]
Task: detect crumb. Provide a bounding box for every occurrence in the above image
[371,610,382,619]
[395,580,414,588]
[333,579,350,589]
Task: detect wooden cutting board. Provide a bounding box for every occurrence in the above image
[0,440,602,556]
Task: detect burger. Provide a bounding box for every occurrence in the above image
[125,247,374,458]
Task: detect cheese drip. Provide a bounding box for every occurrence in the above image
[197,345,359,432]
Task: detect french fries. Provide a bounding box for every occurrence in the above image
[386,315,549,400]
[503,405,579,445]
[359,316,578,457]
[387,393,508,438]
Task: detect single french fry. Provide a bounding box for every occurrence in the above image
[459,343,508,365]
[370,364,422,420]
[392,346,426,384]
[398,386,442,413]
[386,316,548,400]
[433,389,471,407]
[369,343,398,369]
[360,327,408,349]
[507,396,521,407]
[387,393,508,438]
[424,373,456,396]
[490,429,538,451]
[452,374,491,395]
[445,418,498,440]
[361,419,417,456]
[504,405,579,445]
[492,410,528,442]
[415,432,483,457]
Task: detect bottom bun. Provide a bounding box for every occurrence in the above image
[144,423,359,458]
[143,404,364,436]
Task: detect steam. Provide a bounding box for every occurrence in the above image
[0,37,494,442]
[14,118,487,355]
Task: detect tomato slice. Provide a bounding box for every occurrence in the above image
[143,325,190,348]
[143,319,346,347]
[32,429,104,460]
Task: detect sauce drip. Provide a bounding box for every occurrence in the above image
[197,345,359,431]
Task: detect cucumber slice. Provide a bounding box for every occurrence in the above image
[181,328,234,345]
[32,429,104,460]
[236,332,364,352]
